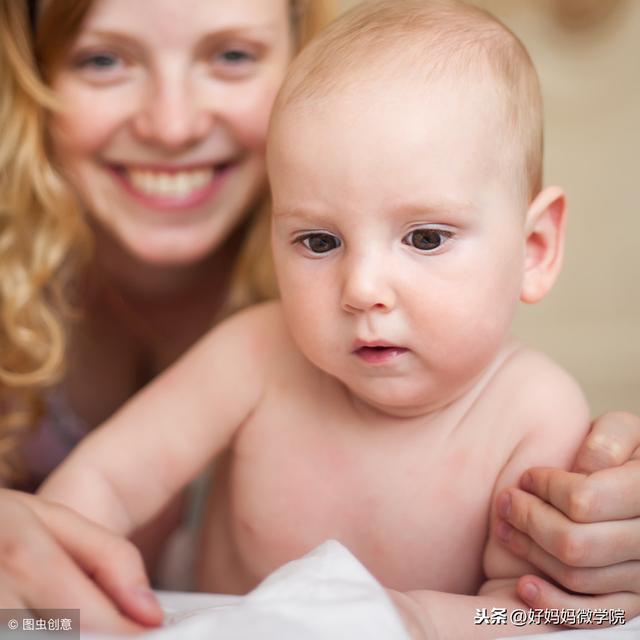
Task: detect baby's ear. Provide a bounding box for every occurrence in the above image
[520,186,567,304]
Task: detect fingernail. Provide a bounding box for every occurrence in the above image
[496,520,513,542]
[497,493,511,519]
[520,581,539,605]
[589,435,623,466]
[520,472,533,492]
[134,587,161,611]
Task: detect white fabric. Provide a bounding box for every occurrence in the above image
[83,540,409,639]
[75,538,640,639]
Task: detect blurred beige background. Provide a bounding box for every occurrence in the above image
[339,0,640,416]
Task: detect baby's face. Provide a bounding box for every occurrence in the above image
[269,77,529,416]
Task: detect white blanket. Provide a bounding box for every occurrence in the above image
[78,540,639,639]
[85,540,409,639]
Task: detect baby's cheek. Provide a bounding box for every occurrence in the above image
[281,294,339,369]
[424,289,513,374]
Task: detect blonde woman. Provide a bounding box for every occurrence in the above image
[1,0,639,634]
[0,0,336,630]
[0,0,335,488]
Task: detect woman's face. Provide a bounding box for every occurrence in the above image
[50,0,292,265]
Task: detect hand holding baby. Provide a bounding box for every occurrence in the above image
[498,411,640,622]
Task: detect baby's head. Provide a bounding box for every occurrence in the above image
[268,0,567,416]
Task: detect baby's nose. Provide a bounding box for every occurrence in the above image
[341,254,396,313]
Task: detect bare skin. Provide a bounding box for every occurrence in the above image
[37,53,593,638]
[40,303,591,639]
[58,224,245,571]
[195,311,588,598]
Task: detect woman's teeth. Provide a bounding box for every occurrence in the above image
[127,168,214,198]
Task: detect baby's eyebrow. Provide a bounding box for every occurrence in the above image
[389,199,476,218]
[272,199,476,224]
[271,207,329,223]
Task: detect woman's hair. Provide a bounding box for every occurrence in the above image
[0,0,338,482]
[0,0,92,481]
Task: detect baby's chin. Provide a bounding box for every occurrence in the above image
[336,373,461,420]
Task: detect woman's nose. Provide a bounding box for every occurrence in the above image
[132,73,212,150]
[341,253,396,314]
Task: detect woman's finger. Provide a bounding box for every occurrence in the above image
[0,492,162,630]
[0,589,25,610]
[495,519,640,595]
[498,488,640,566]
[22,543,148,634]
[521,461,640,522]
[0,511,141,632]
[515,575,640,627]
[573,411,640,474]
[15,492,163,627]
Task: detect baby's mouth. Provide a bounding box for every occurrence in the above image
[353,344,409,364]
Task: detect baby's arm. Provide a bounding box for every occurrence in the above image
[391,350,591,639]
[39,303,279,536]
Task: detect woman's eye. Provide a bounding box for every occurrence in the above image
[403,229,451,252]
[299,233,341,254]
[218,49,253,64]
[210,46,259,79]
[75,52,121,71]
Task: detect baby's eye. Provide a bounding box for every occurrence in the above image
[402,228,452,252]
[298,233,341,254]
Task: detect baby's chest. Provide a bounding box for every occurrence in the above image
[227,405,503,594]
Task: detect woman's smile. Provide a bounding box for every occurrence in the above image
[107,162,238,211]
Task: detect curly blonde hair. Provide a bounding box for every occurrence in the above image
[0,0,338,482]
[0,0,91,481]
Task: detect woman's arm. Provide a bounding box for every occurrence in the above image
[496,411,640,619]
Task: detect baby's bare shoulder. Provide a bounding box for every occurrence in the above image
[220,300,285,330]
[211,301,289,348]
[498,345,587,419]
[207,301,300,372]
[487,343,590,457]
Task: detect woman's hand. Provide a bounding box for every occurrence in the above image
[0,490,163,632]
[495,411,640,623]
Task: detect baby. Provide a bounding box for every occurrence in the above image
[41,1,590,637]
